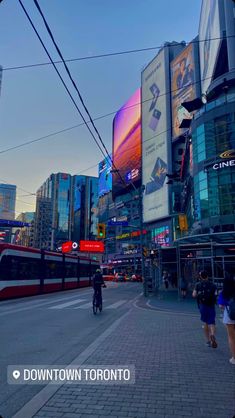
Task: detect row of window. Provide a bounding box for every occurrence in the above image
[0,255,98,281]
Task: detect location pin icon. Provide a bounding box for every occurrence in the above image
[13,370,20,380]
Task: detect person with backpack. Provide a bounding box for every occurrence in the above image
[218,273,235,365]
[192,271,218,348]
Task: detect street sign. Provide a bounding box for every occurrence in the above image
[108,221,129,226]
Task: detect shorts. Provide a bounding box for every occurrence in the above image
[223,307,235,325]
[199,304,216,325]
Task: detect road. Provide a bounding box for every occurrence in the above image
[0,282,142,418]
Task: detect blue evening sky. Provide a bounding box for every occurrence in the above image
[0,0,201,214]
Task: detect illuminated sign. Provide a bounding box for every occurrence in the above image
[80,240,104,253]
[213,160,235,170]
[113,88,141,197]
[212,149,235,170]
[98,156,112,197]
[62,241,78,253]
[116,230,147,240]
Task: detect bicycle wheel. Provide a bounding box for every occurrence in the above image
[99,300,102,312]
[93,296,98,315]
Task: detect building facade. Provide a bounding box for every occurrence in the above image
[34,173,98,250]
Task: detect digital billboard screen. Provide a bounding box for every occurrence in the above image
[142,49,169,223]
[98,156,112,197]
[171,43,197,139]
[199,0,221,95]
[112,89,141,197]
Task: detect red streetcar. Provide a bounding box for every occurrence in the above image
[0,243,99,300]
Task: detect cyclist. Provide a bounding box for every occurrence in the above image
[92,269,106,307]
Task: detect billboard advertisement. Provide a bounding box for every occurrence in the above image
[98,155,112,197]
[171,43,196,139]
[199,0,221,95]
[142,49,169,223]
[112,88,141,197]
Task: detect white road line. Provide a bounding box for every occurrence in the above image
[106,300,127,309]
[74,301,92,309]
[12,310,131,418]
[0,291,93,316]
[49,299,86,309]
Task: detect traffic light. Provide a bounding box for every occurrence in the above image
[97,223,106,239]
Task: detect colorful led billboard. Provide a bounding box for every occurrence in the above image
[142,49,169,222]
[98,155,112,197]
[171,43,196,139]
[112,89,141,197]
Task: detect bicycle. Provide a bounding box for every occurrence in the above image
[92,285,106,315]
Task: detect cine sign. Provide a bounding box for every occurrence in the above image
[213,159,235,170]
[80,240,104,253]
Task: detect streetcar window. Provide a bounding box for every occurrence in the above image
[44,261,63,279]
[79,263,89,277]
[65,262,77,278]
[0,255,40,280]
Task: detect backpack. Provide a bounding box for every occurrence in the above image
[197,281,217,306]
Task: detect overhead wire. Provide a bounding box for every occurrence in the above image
[17,0,108,163]
[2,34,235,73]
[0,71,223,156]
[32,0,126,189]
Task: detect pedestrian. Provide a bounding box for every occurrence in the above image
[192,271,218,348]
[180,277,187,299]
[218,273,235,365]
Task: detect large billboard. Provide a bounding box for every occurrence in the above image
[98,155,112,197]
[112,89,141,197]
[199,0,222,95]
[171,43,197,139]
[142,49,169,223]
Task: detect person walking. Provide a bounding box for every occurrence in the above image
[218,273,235,365]
[180,277,187,299]
[192,271,218,348]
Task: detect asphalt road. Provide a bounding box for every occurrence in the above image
[0,282,142,418]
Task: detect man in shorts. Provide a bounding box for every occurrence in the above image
[192,271,218,348]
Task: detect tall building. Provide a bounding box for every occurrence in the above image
[34,173,98,250]
[70,175,98,242]
[0,183,16,220]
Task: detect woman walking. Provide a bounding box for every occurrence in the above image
[218,274,235,365]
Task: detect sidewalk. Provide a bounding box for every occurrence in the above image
[28,299,235,418]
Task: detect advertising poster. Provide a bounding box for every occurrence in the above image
[171,43,196,139]
[112,89,141,197]
[142,49,169,223]
[199,0,221,95]
[98,155,112,197]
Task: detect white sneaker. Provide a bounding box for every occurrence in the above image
[229,357,235,364]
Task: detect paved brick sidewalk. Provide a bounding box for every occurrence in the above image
[32,303,235,418]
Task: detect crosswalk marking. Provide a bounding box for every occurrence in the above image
[106,300,127,309]
[49,299,86,309]
[74,301,92,309]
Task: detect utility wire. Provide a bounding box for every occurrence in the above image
[2,34,235,73]
[0,70,222,156]
[32,0,126,188]
[18,0,108,162]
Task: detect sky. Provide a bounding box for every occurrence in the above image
[0,0,201,215]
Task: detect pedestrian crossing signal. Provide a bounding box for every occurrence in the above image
[97,223,106,239]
